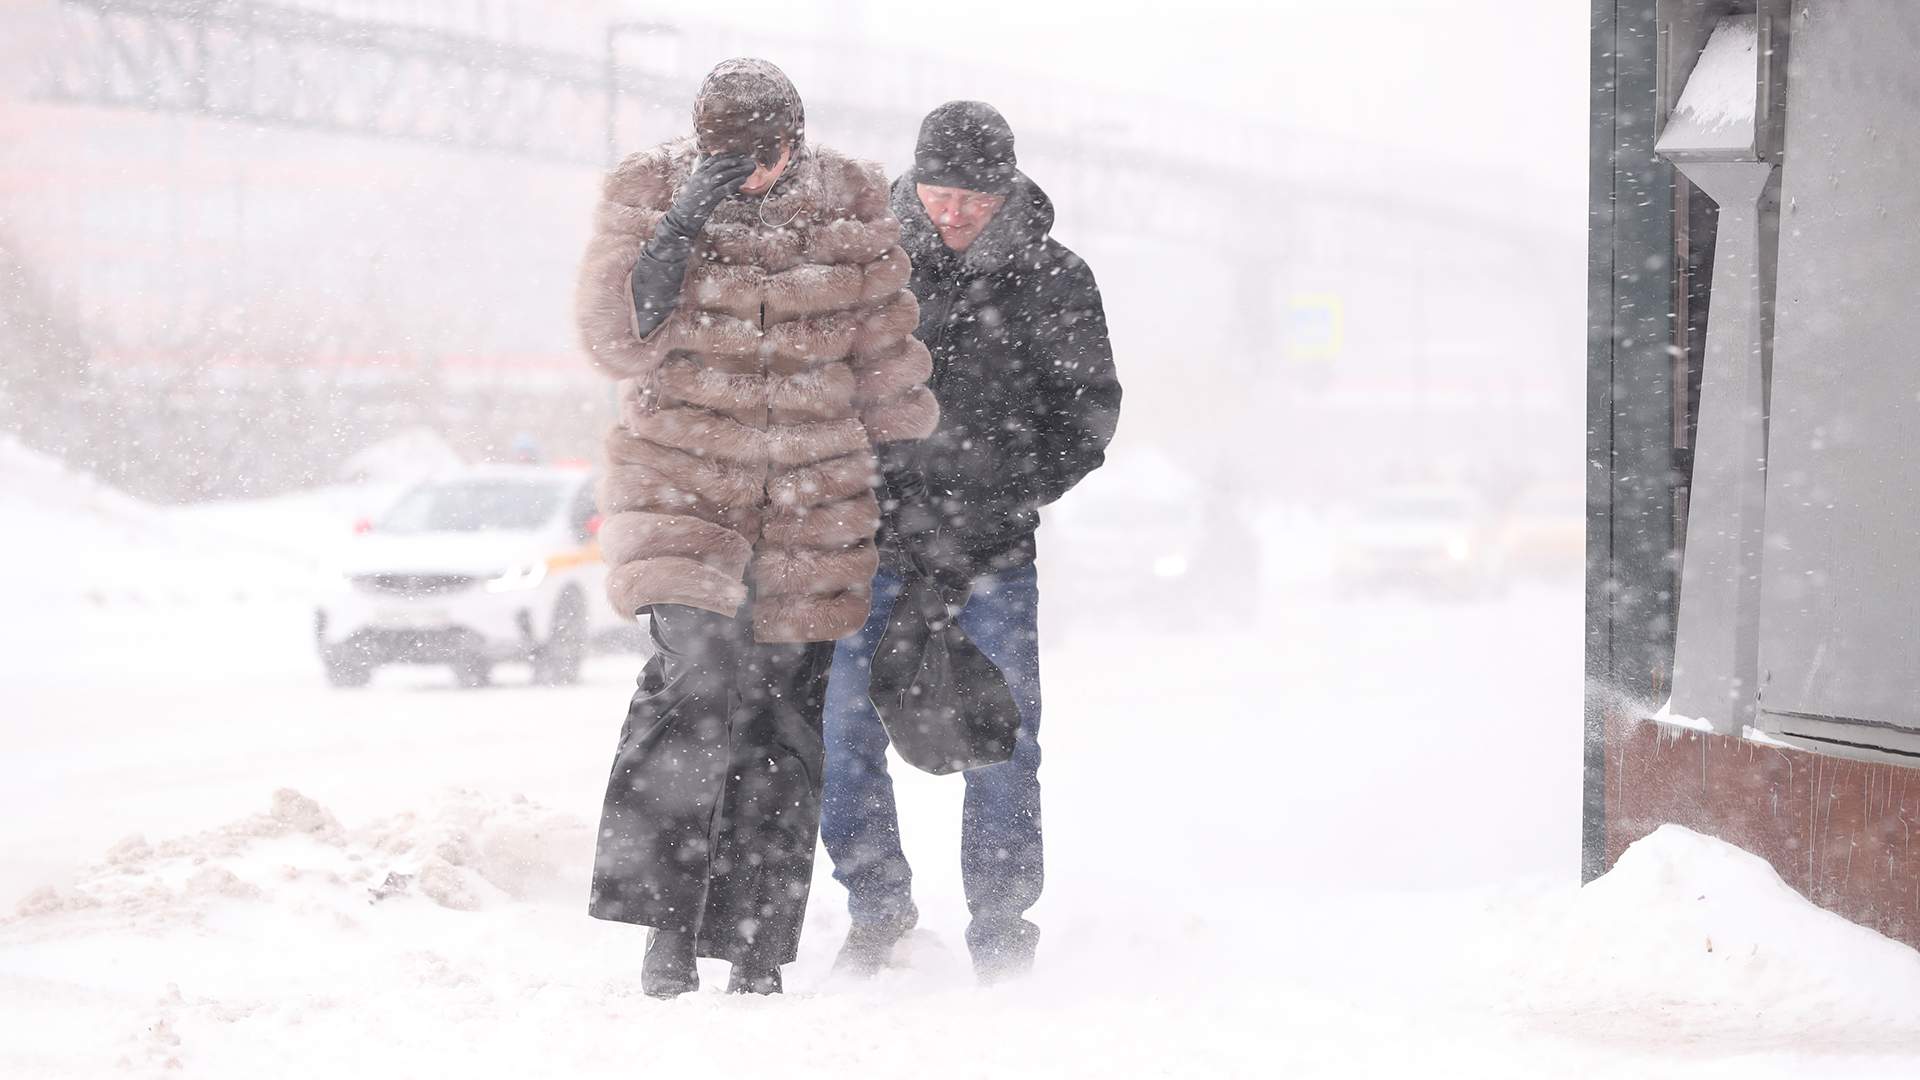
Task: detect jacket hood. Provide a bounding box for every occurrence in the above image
[890,171,1055,274]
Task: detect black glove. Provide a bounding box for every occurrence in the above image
[909,552,972,631]
[893,502,974,624]
[630,153,755,338]
[659,153,755,254]
[876,455,971,615]
[880,457,929,507]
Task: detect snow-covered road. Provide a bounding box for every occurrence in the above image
[8,571,1920,1077]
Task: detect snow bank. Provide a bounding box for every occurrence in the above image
[9,788,591,929]
[1,788,598,1077]
[1480,824,1920,1040]
[0,437,326,608]
[8,795,1920,1075]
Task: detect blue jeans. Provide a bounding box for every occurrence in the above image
[821,564,1043,937]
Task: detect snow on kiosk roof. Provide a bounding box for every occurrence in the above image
[1656,13,1761,160]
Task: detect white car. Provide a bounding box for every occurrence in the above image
[1336,484,1499,599]
[314,465,624,688]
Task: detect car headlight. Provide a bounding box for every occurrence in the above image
[486,560,548,593]
[1152,553,1190,579]
[1445,537,1472,562]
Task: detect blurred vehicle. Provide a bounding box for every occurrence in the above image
[1490,483,1585,582]
[1043,447,1260,631]
[314,465,623,688]
[1336,484,1499,600]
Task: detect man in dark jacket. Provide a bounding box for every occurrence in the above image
[819,100,1122,983]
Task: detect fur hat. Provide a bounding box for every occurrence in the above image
[692,58,806,167]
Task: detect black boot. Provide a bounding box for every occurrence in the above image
[727,958,783,995]
[966,916,1038,985]
[642,928,699,999]
[831,904,919,978]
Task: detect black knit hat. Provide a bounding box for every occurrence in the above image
[912,101,1017,194]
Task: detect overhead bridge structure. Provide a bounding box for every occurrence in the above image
[31,0,1536,267]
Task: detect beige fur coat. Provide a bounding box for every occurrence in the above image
[575,139,938,642]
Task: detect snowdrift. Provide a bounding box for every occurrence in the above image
[9,788,590,929]
[7,793,1920,1076]
[1479,824,1920,1043]
[0,437,325,608]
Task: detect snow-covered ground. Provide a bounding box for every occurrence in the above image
[6,448,1920,1077]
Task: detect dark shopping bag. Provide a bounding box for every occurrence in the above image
[867,574,1020,775]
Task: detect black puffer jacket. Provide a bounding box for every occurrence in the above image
[880,172,1122,576]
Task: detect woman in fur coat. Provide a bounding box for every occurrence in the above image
[574,58,937,997]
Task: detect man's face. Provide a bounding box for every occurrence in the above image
[917,183,1007,252]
